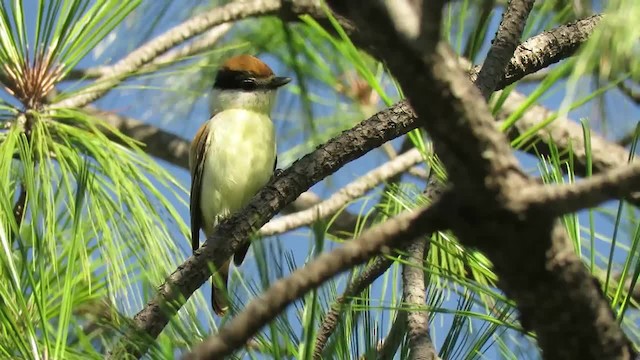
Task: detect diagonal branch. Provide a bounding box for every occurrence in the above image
[260,148,423,237]
[64,24,232,80]
[107,96,421,359]
[53,0,323,109]
[182,199,449,360]
[474,0,536,99]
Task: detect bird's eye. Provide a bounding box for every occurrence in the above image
[241,78,257,90]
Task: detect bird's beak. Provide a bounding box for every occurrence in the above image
[270,76,291,88]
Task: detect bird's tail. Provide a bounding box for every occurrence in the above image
[211,259,230,316]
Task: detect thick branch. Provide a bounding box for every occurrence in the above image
[475,0,536,99]
[107,96,421,359]
[182,200,448,359]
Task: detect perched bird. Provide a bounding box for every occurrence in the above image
[189,55,291,315]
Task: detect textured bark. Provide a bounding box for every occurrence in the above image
[475,0,536,99]
[493,14,603,89]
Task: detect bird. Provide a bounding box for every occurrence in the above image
[189,54,291,315]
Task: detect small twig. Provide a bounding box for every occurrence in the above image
[474,0,536,99]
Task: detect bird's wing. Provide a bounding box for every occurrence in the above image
[190,121,211,254]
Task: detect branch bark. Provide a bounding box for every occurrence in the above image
[475,0,536,99]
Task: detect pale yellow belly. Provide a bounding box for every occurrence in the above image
[200,109,276,238]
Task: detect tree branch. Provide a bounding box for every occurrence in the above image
[475,0,536,99]
[182,200,449,360]
[260,148,423,237]
[488,14,603,90]
[402,238,440,360]
[53,0,323,109]
[64,23,232,80]
[107,95,421,359]
[521,161,640,215]
[497,90,640,205]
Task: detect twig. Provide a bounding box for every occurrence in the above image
[65,24,232,80]
[474,0,536,99]
[182,200,449,360]
[260,148,423,237]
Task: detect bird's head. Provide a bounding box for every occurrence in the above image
[211,55,291,114]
